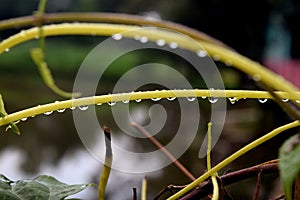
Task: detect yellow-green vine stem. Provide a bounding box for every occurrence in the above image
[0,13,228,48]
[0,23,299,100]
[98,126,112,200]
[206,122,219,200]
[142,177,147,200]
[0,89,300,126]
[167,120,300,199]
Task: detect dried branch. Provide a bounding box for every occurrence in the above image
[179,160,278,200]
[131,122,196,181]
[154,160,278,200]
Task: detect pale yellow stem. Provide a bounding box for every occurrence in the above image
[207,122,219,200]
[167,120,300,199]
[0,23,299,100]
[0,89,300,126]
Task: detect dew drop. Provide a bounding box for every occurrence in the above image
[252,74,261,81]
[97,103,102,106]
[156,39,165,46]
[208,97,218,103]
[186,97,196,102]
[258,98,268,103]
[296,100,300,103]
[201,96,207,99]
[57,108,65,113]
[213,55,220,61]
[134,35,141,40]
[169,42,178,49]
[112,33,122,40]
[208,88,218,103]
[44,111,53,115]
[79,105,89,111]
[151,97,161,101]
[135,99,142,102]
[108,101,116,106]
[225,60,232,66]
[196,50,207,57]
[140,36,148,43]
[282,98,289,102]
[70,106,76,110]
[21,118,27,121]
[122,100,130,103]
[167,97,176,101]
[228,97,237,104]
[5,48,10,52]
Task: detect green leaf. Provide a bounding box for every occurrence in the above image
[0,174,92,200]
[279,134,300,200]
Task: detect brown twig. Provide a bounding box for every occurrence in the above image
[154,160,278,200]
[131,122,196,181]
[154,185,186,200]
[252,169,263,200]
[179,160,278,200]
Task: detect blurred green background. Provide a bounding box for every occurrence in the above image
[0,0,299,199]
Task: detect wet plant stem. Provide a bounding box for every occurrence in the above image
[0,90,300,127]
[98,126,112,200]
[131,123,196,181]
[0,23,298,100]
[206,122,219,200]
[168,120,300,199]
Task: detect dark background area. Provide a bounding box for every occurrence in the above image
[0,0,299,199]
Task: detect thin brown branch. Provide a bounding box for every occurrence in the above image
[131,122,196,181]
[252,169,263,200]
[169,160,279,200]
[154,185,186,200]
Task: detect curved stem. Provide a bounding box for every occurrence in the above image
[167,120,300,200]
[0,12,228,48]
[0,89,299,126]
[0,23,298,100]
[206,122,219,200]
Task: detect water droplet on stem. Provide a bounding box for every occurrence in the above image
[108,101,116,106]
[151,97,161,101]
[112,33,122,40]
[156,39,165,46]
[57,108,65,113]
[196,50,207,57]
[169,42,178,49]
[186,97,196,102]
[44,111,53,115]
[258,98,268,103]
[167,97,176,101]
[79,105,89,111]
[208,88,218,103]
[228,97,237,104]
